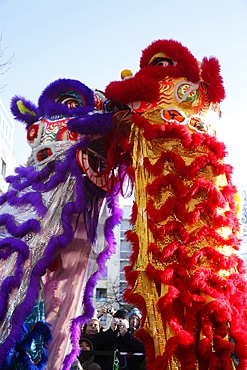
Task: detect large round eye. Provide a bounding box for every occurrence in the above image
[55,92,85,108]
[57,97,80,108]
[151,57,175,67]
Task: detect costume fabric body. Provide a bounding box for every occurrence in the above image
[0,79,122,369]
[105,40,247,370]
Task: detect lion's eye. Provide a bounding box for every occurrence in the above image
[57,97,81,109]
[55,92,86,108]
[151,57,175,67]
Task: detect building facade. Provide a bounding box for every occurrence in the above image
[0,99,15,193]
[93,202,133,327]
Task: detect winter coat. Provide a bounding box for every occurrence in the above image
[92,328,146,370]
[71,338,101,370]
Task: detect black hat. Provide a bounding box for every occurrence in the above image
[113,309,129,320]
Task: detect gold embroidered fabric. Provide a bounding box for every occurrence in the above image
[128,77,238,369]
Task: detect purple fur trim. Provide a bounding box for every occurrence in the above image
[0,215,40,237]
[67,112,114,135]
[0,238,29,260]
[38,79,95,119]
[39,100,93,120]
[6,167,36,191]
[10,79,96,130]
[62,192,123,370]
[10,95,39,128]
[7,191,47,217]
[0,190,15,206]
[5,140,90,195]
[0,239,29,320]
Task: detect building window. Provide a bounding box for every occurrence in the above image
[120,260,129,282]
[120,239,132,252]
[96,288,107,302]
[1,158,6,177]
[120,250,131,260]
[120,219,132,238]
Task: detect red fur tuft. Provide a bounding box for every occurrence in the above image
[136,328,156,365]
[201,57,225,103]
[105,74,159,104]
[140,39,200,82]
[130,201,138,224]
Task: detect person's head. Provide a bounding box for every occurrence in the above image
[78,338,94,364]
[113,309,129,329]
[129,308,142,331]
[79,339,92,351]
[84,318,100,338]
[113,309,129,321]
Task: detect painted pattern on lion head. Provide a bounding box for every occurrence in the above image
[11,78,117,191]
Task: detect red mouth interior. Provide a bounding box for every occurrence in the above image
[36,148,53,162]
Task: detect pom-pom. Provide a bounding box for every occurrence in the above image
[121,69,133,80]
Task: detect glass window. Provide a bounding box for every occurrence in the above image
[120,251,131,260]
[120,239,132,252]
[120,260,129,270]
[120,260,129,282]
[120,219,132,238]
[96,288,107,302]
[120,230,125,238]
[120,270,126,281]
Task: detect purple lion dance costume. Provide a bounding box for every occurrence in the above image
[0,79,122,369]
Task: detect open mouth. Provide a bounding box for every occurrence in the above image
[36,148,54,162]
[76,136,116,192]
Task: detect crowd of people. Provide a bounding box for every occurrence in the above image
[71,308,146,370]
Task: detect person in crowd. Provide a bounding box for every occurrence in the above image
[128,308,142,335]
[92,309,145,370]
[128,308,146,369]
[79,338,102,370]
[71,338,101,370]
[97,306,115,319]
[81,318,101,341]
[97,306,108,319]
[97,305,115,330]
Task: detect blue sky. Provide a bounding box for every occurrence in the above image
[1,0,247,184]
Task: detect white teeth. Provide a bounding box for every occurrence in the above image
[76,149,113,191]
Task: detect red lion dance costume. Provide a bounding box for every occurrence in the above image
[105,39,247,370]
